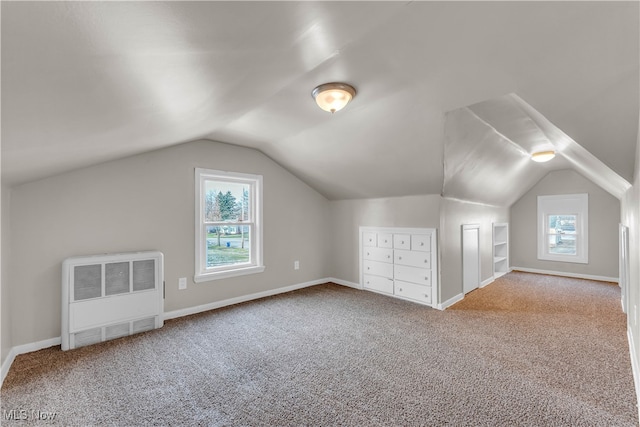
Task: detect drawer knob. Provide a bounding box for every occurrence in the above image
[399,288,403,292]
[387,255,391,258]
[401,241,405,244]
[367,252,370,256]
[421,242,424,246]
[425,277,428,280]
[398,256,402,260]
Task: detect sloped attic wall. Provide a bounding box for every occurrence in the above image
[443,106,543,207]
[443,94,631,207]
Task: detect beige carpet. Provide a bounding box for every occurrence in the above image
[1,272,637,426]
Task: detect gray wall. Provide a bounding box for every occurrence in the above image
[326,195,509,305]
[328,195,441,284]
[511,169,620,278]
[6,140,331,347]
[1,185,9,363]
[439,198,509,303]
[3,146,624,363]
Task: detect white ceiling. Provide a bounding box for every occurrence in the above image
[2,2,638,202]
[444,94,632,206]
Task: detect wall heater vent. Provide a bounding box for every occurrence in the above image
[62,251,164,351]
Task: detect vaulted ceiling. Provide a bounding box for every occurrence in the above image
[444,94,632,206]
[2,1,638,203]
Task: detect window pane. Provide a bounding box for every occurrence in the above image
[537,194,588,264]
[206,225,251,268]
[204,180,251,222]
[547,214,577,255]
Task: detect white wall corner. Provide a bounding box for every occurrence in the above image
[1,337,61,388]
[437,293,464,310]
[329,277,362,290]
[0,348,17,387]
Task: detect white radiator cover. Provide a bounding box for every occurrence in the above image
[62,251,164,351]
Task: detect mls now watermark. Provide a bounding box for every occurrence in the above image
[3,409,57,421]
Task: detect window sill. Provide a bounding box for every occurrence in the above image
[194,265,265,283]
[537,255,588,264]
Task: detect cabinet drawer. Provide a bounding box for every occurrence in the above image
[377,233,393,248]
[394,249,431,269]
[393,234,411,250]
[363,260,394,278]
[394,264,431,286]
[411,234,431,252]
[363,232,377,247]
[363,247,393,263]
[363,274,393,294]
[394,280,431,304]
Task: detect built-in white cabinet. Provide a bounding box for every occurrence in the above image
[360,227,438,308]
[493,223,509,278]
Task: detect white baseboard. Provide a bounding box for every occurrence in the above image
[480,277,494,288]
[437,293,464,310]
[439,276,498,310]
[164,278,329,320]
[1,337,61,387]
[511,267,618,283]
[1,349,17,387]
[627,327,640,422]
[328,277,362,290]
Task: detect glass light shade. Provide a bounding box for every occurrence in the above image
[312,83,356,113]
[531,150,556,163]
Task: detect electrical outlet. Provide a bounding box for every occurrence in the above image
[294,260,300,270]
[178,277,187,290]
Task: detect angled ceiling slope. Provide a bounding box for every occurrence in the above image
[443,94,632,207]
[2,2,638,201]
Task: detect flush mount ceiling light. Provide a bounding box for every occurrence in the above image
[531,150,556,163]
[311,82,356,113]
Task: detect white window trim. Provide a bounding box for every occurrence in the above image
[537,193,588,264]
[194,168,264,283]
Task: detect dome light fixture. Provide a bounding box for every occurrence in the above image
[531,150,556,163]
[311,82,356,113]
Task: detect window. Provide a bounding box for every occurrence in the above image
[195,168,264,282]
[537,194,588,264]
